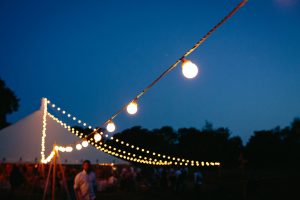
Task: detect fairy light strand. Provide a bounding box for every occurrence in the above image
[47,111,220,167]
[41,98,48,163]
[47,108,196,163]
[48,103,221,165]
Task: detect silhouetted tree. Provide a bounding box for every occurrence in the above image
[0,78,19,129]
[73,118,300,169]
[245,118,300,169]
[245,130,282,168]
[153,126,178,145]
[283,118,300,167]
[178,123,242,167]
[224,136,243,168]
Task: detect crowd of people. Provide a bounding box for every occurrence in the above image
[0,161,205,199]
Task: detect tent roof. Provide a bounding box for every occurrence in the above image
[0,109,127,164]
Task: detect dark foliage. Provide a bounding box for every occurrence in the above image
[0,78,19,129]
[72,119,300,169]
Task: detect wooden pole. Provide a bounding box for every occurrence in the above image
[43,162,53,200]
[52,150,57,200]
[57,152,71,200]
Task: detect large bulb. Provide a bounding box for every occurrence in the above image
[182,59,198,79]
[76,144,82,150]
[94,133,102,142]
[82,140,88,148]
[106,121,116,132]
[126,101,138,115]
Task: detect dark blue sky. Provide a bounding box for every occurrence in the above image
[1,0,300,143]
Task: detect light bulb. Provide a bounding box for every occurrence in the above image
[106,121,116,132]
[82,140,88,147]
[94,133,102,142]
[126,101,138,115]
[181,59,198,79]
[76,144,82,150]
[66,146,73,152]
[59,147,66,152]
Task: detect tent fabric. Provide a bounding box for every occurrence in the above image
[0,109,127,164]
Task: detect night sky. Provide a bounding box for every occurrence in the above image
[1,0,300,143]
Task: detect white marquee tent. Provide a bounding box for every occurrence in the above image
[0,105,127,165]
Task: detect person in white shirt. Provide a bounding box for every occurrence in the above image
[74,160,97,200]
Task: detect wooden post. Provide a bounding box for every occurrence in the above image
[43,147,70,200]
[52,149,57,200]
[43,161,53,200]
[57,152,71,200]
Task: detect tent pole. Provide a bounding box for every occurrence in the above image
[52,148,57,200]
[43,161,53,200]
[57,151,71,200]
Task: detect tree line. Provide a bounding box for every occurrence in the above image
[74,118,300,169]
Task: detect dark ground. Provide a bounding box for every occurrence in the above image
[1,164,299,200]
[0,172,298,200]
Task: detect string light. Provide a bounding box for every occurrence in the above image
[106,120,116,132]
[58,146,66,152]
[94,132,102,142]
[76,143,82,150]
[66,146,73,152]
[181,58,198,79]
[41,0,248,165]
[40,98,48,163]
[48,101,93,130]
[47,129,221,166]
[48,111,221,167]
[42,150,56,164]
[68,0,248,147]
[82,139,89,148]
[50,114,221,167]
[126,99,138,115]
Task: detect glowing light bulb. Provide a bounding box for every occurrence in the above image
[94,133,102,142]
[66,146,73,152]
[76,144,82,150]
[181,58,198,79]
[59,147,66,152]
[106,121,116,132]
[126,100,138,115]
[82,140,88,147]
